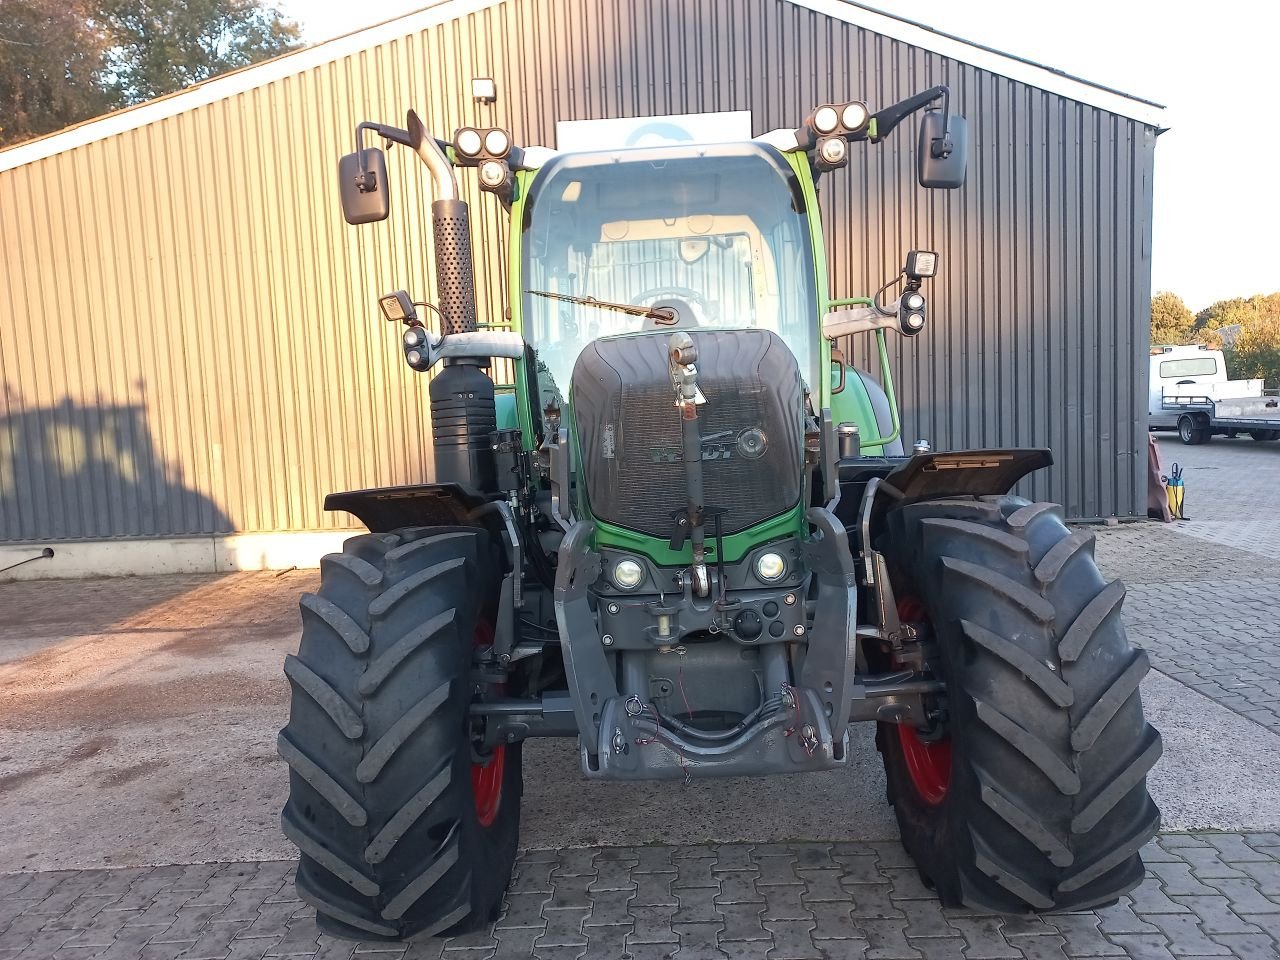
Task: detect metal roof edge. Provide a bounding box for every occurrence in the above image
[0,0,503,173]
[792,0,1167,127]
[0,0,1166,174]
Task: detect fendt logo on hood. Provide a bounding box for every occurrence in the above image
[649,427,768,463]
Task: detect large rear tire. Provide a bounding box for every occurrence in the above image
[876,496,1162,912]
[279,527,521,940]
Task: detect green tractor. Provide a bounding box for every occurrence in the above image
[278,88,1162,940]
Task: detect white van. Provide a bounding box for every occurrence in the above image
[1148,345,1227,428]
[1148,344,1271,439]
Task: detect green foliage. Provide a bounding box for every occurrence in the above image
[1197,293,1280,387]
[98,0,300,105]
[0,0,300,147]
[1150,291,1195,346]
[0,1,116,146]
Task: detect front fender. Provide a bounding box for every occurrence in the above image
[324,483,487,532]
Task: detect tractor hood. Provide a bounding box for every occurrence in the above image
[569,328,805,539]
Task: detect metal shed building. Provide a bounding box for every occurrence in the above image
[0,0,1163,578]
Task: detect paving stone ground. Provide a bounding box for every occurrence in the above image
[1092,438,1280,735]
[3,836,1280,960]
[4,434,1280,959]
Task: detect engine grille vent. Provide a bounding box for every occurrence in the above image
[570,329,804,538]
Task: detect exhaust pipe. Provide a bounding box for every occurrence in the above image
[407,110,492,490]
[408,110,478,336]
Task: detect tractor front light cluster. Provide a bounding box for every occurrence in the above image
[808,100,870,138]
[899,289,927,336]
[452,126,512,164]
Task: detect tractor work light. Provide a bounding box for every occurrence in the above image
[484,128,511,157]
[818,136,847,167]
[841,101,870,132]
[754,552,787,583]
[479,159,512,191]
[379,290,416,323]
[905,250,938,279]
[612,558,645,590]
[455,128,483,157]
[813,105,840,135]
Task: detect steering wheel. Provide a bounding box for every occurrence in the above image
[631,286,718,322]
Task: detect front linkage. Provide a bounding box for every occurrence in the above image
[276,88,1162,941]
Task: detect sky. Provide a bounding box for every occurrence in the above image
[281,0,1280,311]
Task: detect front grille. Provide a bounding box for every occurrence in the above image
[571,329,804,538]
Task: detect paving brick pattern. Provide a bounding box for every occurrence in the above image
[3,836,1280,960]
[1093,525,1280,734]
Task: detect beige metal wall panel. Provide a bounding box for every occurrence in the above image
[0,0,1157,542]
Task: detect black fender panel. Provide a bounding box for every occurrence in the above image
[881,448,1053,502]
[324,483,487,532]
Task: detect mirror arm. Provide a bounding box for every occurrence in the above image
[871,84,948,142]
[931,88,954,159]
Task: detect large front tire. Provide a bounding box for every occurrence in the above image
[876,496,1162,912]
[279,527,521,940]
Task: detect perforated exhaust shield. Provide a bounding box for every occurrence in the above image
[570,329,805,538]
[431,198,478,335]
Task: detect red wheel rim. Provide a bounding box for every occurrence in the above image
[471,617,505,827]
[895,597,951,805]
[898,724,951,806]
[471,745,506,827]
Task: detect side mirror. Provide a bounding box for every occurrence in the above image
[917,110,967,189]
[338,147,390,224]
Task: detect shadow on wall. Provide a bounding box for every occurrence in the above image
[0,396,232,542]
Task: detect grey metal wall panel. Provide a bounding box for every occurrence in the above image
[0,0,1155,542]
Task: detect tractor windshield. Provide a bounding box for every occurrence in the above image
[520,143,819,406]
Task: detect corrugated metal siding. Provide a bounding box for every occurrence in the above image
[0,0,1155,541]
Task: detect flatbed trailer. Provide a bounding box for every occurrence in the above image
[1163,392,1280,444]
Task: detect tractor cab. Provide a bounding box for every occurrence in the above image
[517,142,822,412]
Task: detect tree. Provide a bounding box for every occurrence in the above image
[98,0,301,104]
[1150,291,1195,346]
[0,1,115,146]
[1196,293,1280,385]
[1229,313,1280,386]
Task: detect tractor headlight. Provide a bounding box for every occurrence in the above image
[612,558,645,590]
[754,552,787,583]
[479,160,510,189]
[484,128,510,157]
[841,101,869,131]
[818,137,847,166]
[904,292,925,311]
[905,312,925,331]
[456,128,483,157]
[403,326,425,347]
[813,105,840,135]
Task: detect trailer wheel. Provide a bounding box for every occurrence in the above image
[279,527,521,941]
[876,496,1161,913]
[1249,429,1279,442]
[1178,414,1210,445]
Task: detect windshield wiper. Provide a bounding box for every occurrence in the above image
[527,289,674,322]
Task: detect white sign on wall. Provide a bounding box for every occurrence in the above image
[556,111,753,152]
